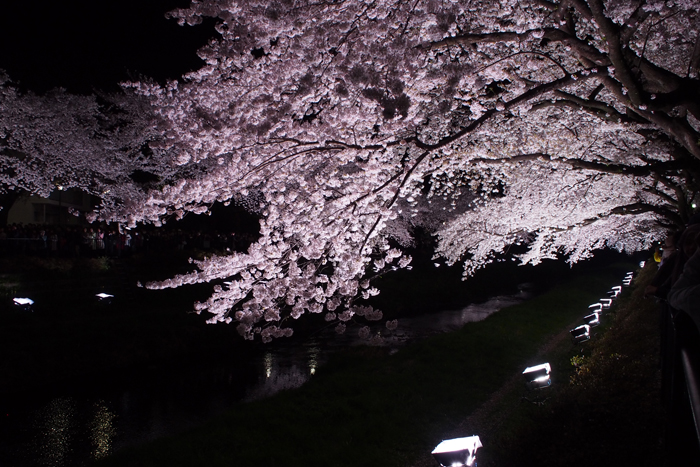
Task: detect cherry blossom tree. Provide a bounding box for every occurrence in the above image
[0,72,176,222]
[6,0,700,340]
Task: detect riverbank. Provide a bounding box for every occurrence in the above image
[420,263,664,466]
[93,260,645,466]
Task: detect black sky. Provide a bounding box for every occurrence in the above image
[0,0,217,94]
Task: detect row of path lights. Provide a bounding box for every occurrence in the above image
[12,293,115,311]
[569,270,635,345]
[430,263,643,466]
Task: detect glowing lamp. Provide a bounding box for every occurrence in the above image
[523,363,551,390]
[571,325,590,343]
[96,293,114,305]
[13,297,34,309]
[582,312,600,327]
[599,298,612,309]
[588,303,603,312]
[639,261,646,268]
[432,436,482,467]
[622,278,632,286]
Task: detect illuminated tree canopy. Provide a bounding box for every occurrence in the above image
[2,0,699,340]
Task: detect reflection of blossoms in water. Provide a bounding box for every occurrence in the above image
[245,366,310,402]
[369,334,384,346]
[358,326,371,339]
[385,319,398,331]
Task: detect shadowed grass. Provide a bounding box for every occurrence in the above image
[94,261,635,467]
[481,263,664,467]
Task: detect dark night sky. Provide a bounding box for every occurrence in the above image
[0,0,217,94]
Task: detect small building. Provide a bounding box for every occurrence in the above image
[6,189,99,225]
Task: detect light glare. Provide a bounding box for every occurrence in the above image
[13,297,34,306]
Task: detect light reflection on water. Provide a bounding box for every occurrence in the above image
[89,401,116,460]
[2,286,529,466]
[244,345,321,402]
[33,398,75,467]
[21,397,117,467]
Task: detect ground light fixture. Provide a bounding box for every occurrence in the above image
[639,261,646,268]
[96,293,114,304]
[431,436,482,467]
[523,363,552,390]
[609,286,622,298]
[599,298,613,309]
[588,303,603,313]
[582,312,601,327]
[571,324,591,343]
[13,297,34,310]
[623,272,634,286]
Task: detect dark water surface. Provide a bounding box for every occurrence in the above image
[0,285,532,467]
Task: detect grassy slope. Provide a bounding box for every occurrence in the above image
[95,261,637,467]
[483,264,664,467]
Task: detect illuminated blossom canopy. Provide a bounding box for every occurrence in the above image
[0,73,172,212]
[2,0,700,340]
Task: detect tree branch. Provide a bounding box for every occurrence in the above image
[587,0,643,106]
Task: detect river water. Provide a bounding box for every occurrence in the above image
[0,284,532,467]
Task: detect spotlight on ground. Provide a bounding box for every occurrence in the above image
[588,303,603,313]
[432,436,482,467]
[523,363,551,390]
[599,298,612,309]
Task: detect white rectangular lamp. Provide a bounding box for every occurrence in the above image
[13,297,34,309]
[571,325,590,343]
[599,298,612,309]
[523,363,551,390]
[609,286,621,298]
[582,313,600,327]
[432,436,482,467]
[588,303,603,312]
